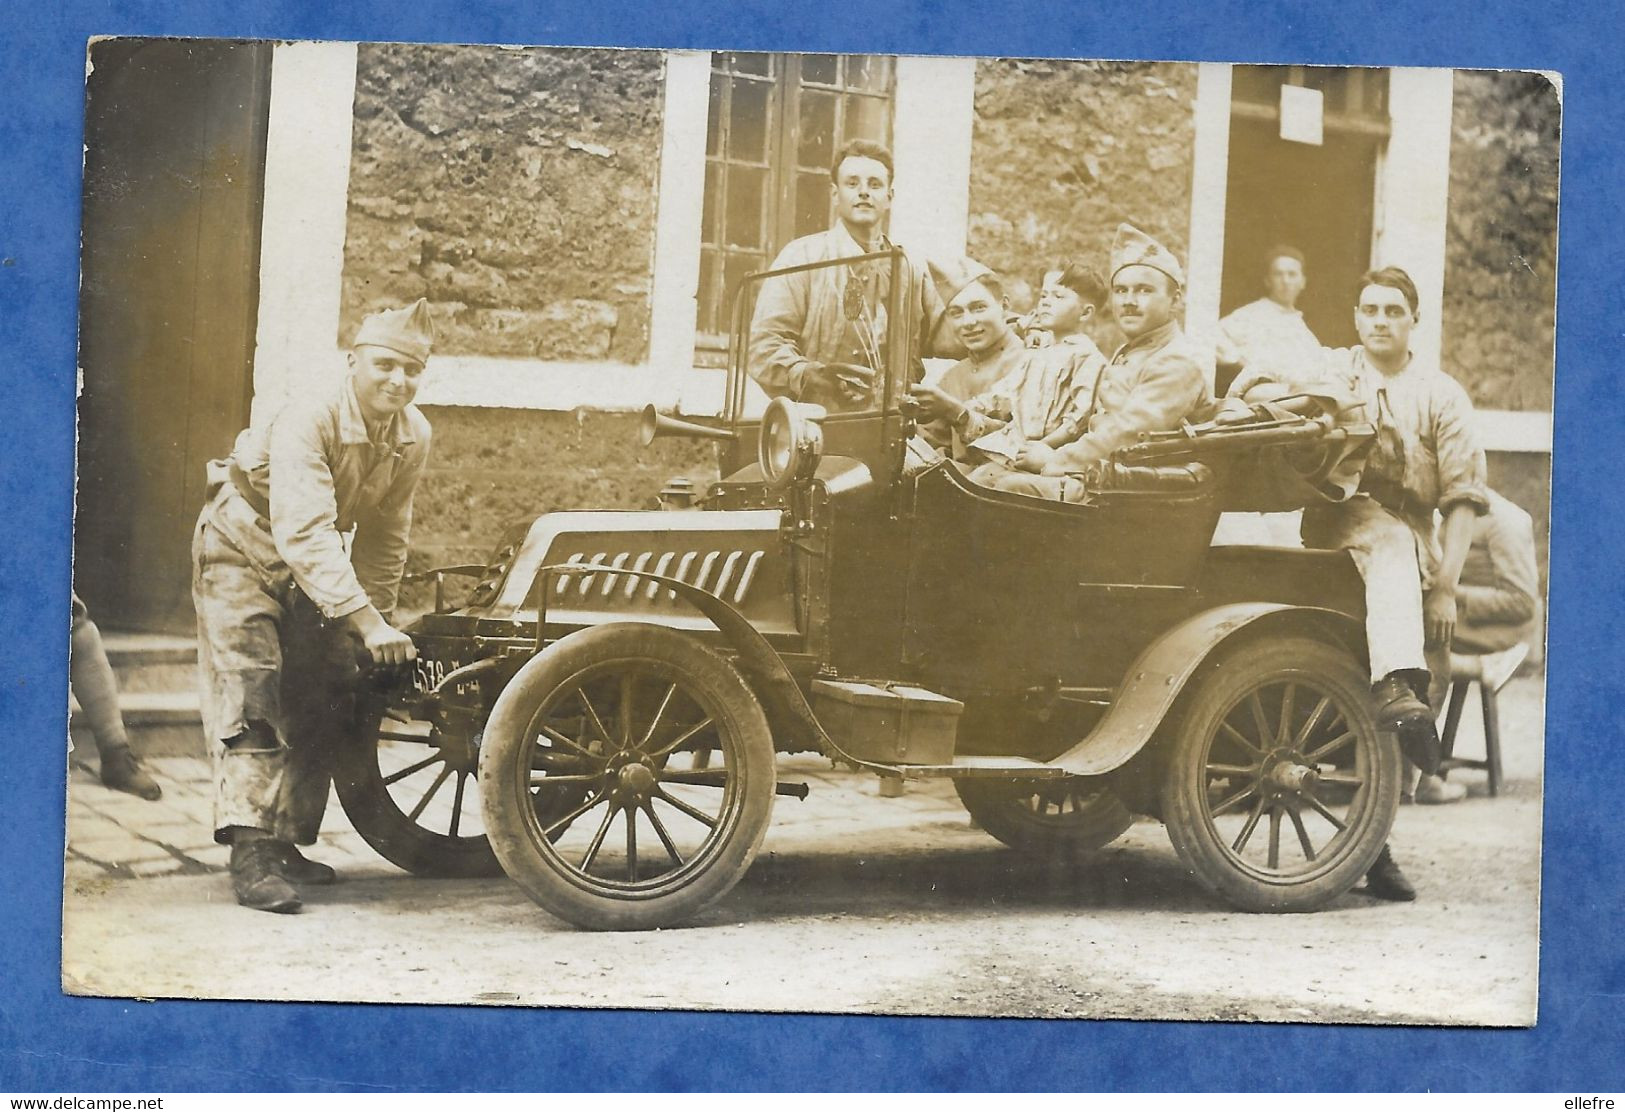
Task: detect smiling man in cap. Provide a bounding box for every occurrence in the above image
[908,256,1104,467]
[192,298,435,912]
[976,223,1211,499]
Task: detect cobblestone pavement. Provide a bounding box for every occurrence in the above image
[66,752,378,881]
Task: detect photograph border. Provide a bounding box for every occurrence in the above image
[2,0,1614,1092]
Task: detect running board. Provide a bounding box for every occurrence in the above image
[879,756,1072,779]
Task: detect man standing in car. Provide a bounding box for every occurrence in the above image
[747,139,950,412]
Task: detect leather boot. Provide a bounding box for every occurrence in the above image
[230,839,302,913]
[278,844,337,886]
[99,745,162,801]
[1364,844,1416,902]
[1371,674,1440,775]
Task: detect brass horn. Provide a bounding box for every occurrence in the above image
[639,404,737,445]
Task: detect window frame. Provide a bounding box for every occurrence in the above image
[696,52,896,353]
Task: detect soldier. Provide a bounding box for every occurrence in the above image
[1224,267,1489,899]
[192,300,433,913]
[1414,487,1541,805]
[972,223,1212,499]
[747,139,949,413]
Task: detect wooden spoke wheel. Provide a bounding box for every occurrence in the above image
[479,623,775,931]
[334,703,502,877]
[955,776,1132,857]
[1161,636,1401,913]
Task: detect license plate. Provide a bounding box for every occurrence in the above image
[411,657,466,694]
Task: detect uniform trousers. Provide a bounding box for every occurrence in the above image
[1300,496,1448,697]
[964,460,1089,502]
[192,514,360,845]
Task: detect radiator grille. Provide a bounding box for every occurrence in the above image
[554,549,767,606]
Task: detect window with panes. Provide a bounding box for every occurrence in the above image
[697,52,896,351]
[1230,65,1390,136]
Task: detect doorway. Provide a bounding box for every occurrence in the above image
[75,39,272,633]
[1220,66,1390,359]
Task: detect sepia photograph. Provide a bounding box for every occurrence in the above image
[62,37,1558,1027]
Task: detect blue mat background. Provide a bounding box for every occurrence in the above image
[2,0,1618,1092]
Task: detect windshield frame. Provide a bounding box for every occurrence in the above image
[725,247,911,429]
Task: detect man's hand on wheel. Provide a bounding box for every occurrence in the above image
[799,361,876,403]
[347,605,418,665]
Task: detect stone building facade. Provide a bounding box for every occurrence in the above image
[332,44,715,588]
[244,45,1556,610]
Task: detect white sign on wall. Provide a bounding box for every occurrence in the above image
[1280,83,1325,145]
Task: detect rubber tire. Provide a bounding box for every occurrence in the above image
[1160,635,1401,913]
[479,623,776,931]
[955,777,1133,857]
[334,708,503,878]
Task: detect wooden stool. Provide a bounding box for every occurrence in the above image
[1437,642,1529,797]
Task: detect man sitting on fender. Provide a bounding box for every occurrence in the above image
[969,223,1211,500]
[1220,267,1490,900]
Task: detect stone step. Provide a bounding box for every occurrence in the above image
[100,632,198,694]
[102,632,197,666]
[69,690,205,758]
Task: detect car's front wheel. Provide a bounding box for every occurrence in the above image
[479,623,776,930]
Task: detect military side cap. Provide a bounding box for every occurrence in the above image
[928,255,995,308]
[354,298,437,363]
[1109,223,1185,288]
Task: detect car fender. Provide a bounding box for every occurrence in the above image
[536,561,831,752]
[1050,602,1366,777]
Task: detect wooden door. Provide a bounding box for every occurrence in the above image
[1220,67,1391,352]
[75,39,272,633]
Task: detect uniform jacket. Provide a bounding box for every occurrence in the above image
[917,331,1028,455]
[1050,319,1212,473]
[1455,489,1540,653]
[956,335,1106,459]
[204,377,432,621]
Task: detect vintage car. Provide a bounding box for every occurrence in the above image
[333,250,1398,930]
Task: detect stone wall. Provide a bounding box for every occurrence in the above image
[1438,69,1558,644]
[401,407,722,614]
[1441,70,1560,412]
[966,58,1197,350]
[341,44,665,363]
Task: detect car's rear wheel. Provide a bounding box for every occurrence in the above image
[955,777,1132,857]
[1161,635,1400,912]
[334,702,503,877]
[480,623,776,930]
